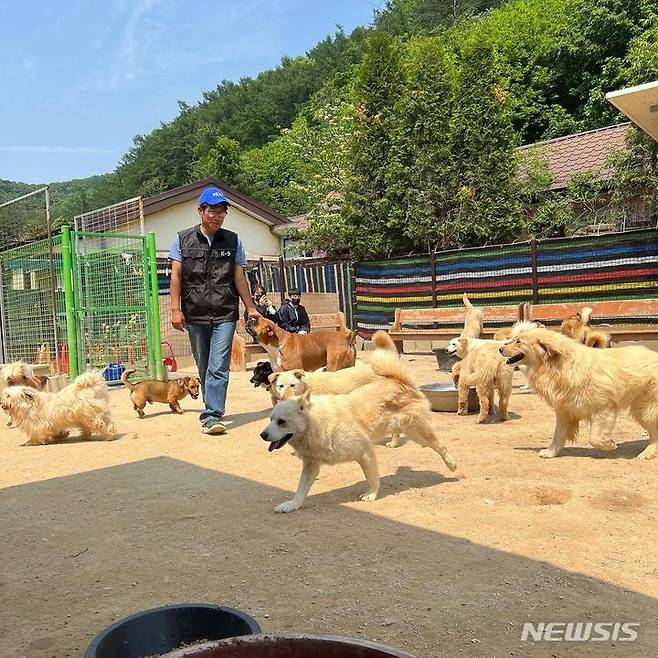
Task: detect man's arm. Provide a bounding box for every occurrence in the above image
[170,261,185,331]
[233,264,259,319]
[298,306,311,333]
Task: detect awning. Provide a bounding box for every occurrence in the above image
[606,81,658,142]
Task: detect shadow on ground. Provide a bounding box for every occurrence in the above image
[1,457,655,658]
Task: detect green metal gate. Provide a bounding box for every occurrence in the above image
[61,227,163,380]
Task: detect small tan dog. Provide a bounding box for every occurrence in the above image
[268,331,402,447]
[454,338,513,423]
[0,372,116,446]
[560,307,611,348]
[447,294,484,384]
[260,346,457,512]
[121,369,200,418]
[500,328,658,459]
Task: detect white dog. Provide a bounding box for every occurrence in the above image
[0,372,116,446]
[260,347,457,512]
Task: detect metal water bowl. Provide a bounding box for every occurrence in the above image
[420,382,479,413]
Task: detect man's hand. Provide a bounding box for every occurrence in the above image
[246,306,261,322]
[172,309,186,331]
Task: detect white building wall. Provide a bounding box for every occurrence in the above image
[144,198,282,257]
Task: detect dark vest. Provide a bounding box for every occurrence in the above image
[178,226,239,324]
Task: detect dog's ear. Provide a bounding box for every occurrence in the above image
[268,372,280,384]
[291,369,304,381]
[266,326,276,337]
[537,339,562,361]
[458,338,468,352]
[34,376,49,389]
[6,376,18,386]
[182,377,191,387]
[21,389,37,402]
[297,390,312,411]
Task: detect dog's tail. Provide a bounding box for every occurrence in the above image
[336,311,352,336]
[585,329,611,349]
[369,347,417,389]
[73,371,107,391]
[372,330,397,352]
[120,368,136,391]
[463,293,474,309]
[580,306,593,325]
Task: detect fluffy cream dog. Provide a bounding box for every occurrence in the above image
[500,328,658,459]
[453,338,513,423]
[0,361,49,427]
[268,331,402,447]
[560,306,611,348]
[0,372,116,446]
[259,347,458,512]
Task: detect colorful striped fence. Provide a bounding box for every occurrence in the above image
[354,228,658,337]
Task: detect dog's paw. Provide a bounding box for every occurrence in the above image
[457,408,469,416]
[274,500,300,513]
[359,491,378,502]
[385,439,399,448]
[591,440,617,452]
[538,448,559,459]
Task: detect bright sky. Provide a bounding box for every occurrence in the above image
[0,1,378,184]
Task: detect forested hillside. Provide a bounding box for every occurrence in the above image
[2,0,657,255]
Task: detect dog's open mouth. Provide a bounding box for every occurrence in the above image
[268,433,293,452]
[505,352,525,365]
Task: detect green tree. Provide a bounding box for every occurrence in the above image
[189,125,241,184]
[450,39,521,246]
[387,37,456,252]
[342,31,405,258]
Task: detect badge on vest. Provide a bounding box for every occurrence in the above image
[215,250,233,257]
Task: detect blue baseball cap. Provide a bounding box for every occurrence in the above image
[198,186,230,207]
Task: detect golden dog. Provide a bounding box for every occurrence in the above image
[269,331,402,447]
[121,369,200,418]
[560,306,611,348]
[454,338,513,423]
[0,372,116,446]
[259,346,457,512]
[250,313,356,372]
[500,328,658,459]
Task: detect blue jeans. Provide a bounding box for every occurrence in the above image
[186,321,236,426]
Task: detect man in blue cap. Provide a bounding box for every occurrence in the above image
[169,186,260,435]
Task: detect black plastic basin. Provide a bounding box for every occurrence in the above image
[160,633,415,658]
[85,603,261,658]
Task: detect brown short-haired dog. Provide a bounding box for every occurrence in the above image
[121,369,200,418]
[249,313,356,372]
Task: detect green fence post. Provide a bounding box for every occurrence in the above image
[147,232,164,380]
[61,226,79,379]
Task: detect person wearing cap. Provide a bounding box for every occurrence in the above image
[277,289,311,334]
[169,186,260,435]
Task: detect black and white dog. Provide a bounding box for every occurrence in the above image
[250,361,274,390]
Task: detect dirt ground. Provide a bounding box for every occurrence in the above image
[1,352,657,658]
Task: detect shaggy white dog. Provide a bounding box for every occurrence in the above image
[0,372,116,446]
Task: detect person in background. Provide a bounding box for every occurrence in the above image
[244,283,278,343]
[277,289,311,334]
[169,186,260,435]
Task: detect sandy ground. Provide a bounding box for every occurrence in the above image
[1,353,657,658]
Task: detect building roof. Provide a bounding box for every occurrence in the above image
[518,123,629,190]
[272,214,308,236]
[142,177,290,228]
[607,81,658,142]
